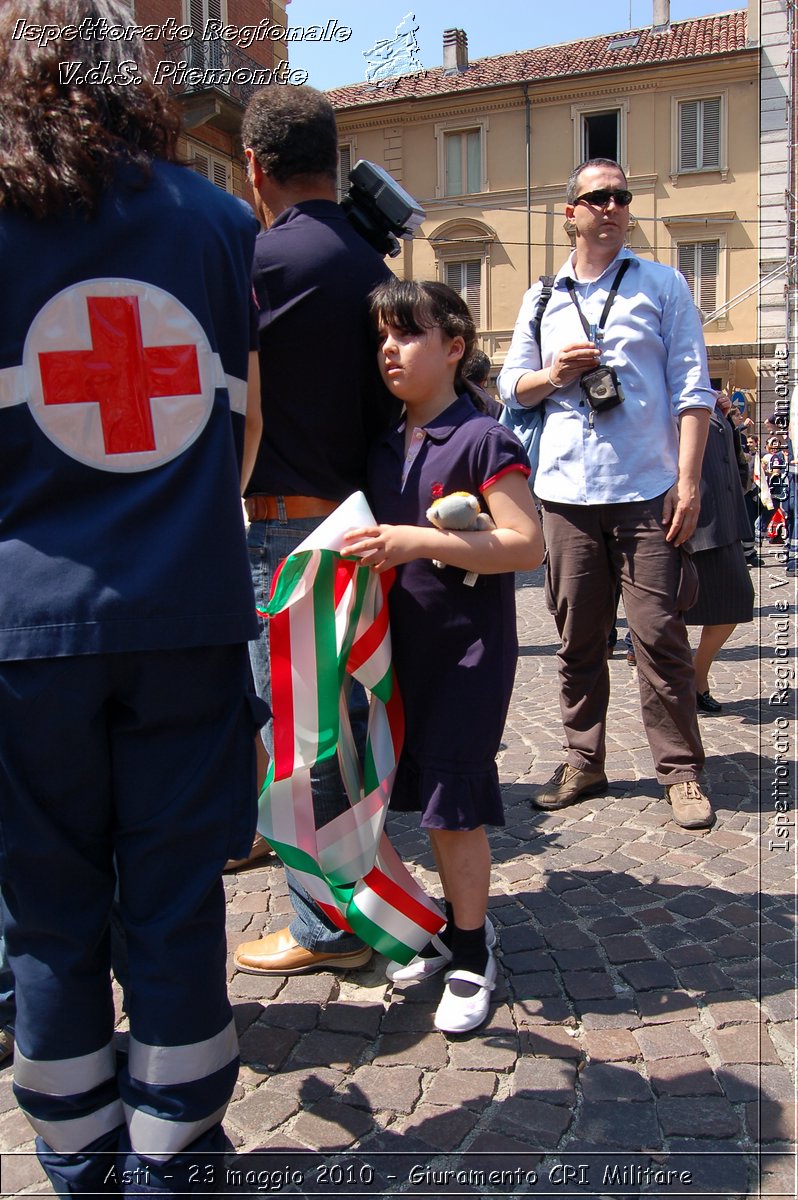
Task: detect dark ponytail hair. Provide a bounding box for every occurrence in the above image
[369,278,492,412]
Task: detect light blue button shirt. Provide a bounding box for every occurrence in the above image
[498,248,715,505]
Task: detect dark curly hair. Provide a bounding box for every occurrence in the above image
[0,0,181,219]
[241,85,338,185]
[463,349,491,388]
[368,278,489,409]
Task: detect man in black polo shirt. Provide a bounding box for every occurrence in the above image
[234,86,393,976]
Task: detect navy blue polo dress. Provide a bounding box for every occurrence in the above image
[368,394,530,831]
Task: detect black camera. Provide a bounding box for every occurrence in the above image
[580,364,625,413]
[341,160,426,258]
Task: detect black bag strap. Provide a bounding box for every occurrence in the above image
[533,275,555,349]
[564,259,630,340]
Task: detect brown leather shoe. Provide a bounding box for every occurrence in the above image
[0,1027,13,1067]
[665,781,715,830]
[529,762,608,811]
[234,927,372,976]
[223,833,274,873]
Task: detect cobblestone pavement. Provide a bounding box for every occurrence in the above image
[1,552,795,1198]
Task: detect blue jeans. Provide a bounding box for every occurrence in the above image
[248,517,367,953]
[0,898,15,1033]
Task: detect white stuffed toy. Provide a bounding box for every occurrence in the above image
[426,491,495,586]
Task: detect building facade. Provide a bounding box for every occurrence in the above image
[330,5,760,408]
[132,0,289,199]
[756,0,796,423]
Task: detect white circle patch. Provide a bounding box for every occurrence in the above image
[23,278,216,473]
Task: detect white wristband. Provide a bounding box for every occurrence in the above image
[547,370,563,390]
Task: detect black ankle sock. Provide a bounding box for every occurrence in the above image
[450,923,488,976]
[417,902,454,959]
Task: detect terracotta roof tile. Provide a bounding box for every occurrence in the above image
[328,11,748,109]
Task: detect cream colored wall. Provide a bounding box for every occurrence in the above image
[335,48,759,388]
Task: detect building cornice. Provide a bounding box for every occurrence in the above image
[415,173,659,213]
[333,47,758,124]
[337,60,757,134]
[662,211,738,225]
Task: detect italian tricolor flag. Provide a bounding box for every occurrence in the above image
[258,539,444,965]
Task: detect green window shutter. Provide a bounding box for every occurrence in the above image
[445,133,462,196]
[338,144,352,202]
[679,101,698,171]
[700,98,721,169]
[466,130,481,194]
[697,241,719,312]
[445,261,481,327]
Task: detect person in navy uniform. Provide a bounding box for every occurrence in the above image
[0,2,264,1193]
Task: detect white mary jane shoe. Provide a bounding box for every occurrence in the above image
[433,950,497,1034]
[386,917,496,985]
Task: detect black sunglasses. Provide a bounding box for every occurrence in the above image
[574,188,633,208]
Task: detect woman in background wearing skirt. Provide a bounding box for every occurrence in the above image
[685,393,755,713]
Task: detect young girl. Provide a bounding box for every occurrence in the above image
[345,281,543,1034]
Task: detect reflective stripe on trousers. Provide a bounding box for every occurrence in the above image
[14,1020,239,1160]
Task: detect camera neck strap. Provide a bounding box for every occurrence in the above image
[564,259,630,340]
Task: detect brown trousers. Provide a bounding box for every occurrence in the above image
[541,495,705,785]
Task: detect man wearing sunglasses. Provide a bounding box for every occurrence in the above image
[499,158,716,832]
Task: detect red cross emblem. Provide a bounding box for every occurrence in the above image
[24,280,214,473]
[38,295,200,455]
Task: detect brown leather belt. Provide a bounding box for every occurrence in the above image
[245,494,339,522]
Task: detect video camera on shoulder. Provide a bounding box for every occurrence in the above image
[341,160,425,258]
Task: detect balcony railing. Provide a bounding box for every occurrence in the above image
[154,36,269,113]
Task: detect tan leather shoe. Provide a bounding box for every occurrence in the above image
[665,781,715,830]
[234,927,372,976]
[223,833,274,873]
[529,762,608,811]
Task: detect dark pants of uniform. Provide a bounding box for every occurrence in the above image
[542,495,705,785]
[0,646,260,1196]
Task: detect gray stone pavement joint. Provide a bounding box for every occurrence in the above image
[0,558,794,1198]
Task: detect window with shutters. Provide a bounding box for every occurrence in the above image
[444,130,481,196]
[185,0,225,69]
[435,121,488,198]
[338,143,353,202]
[677,240,719,316]
[445,261,482,327]
[672,94,725,177]
[186,0,224,31]
[187,141,232,192]
[430,219,494,332]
